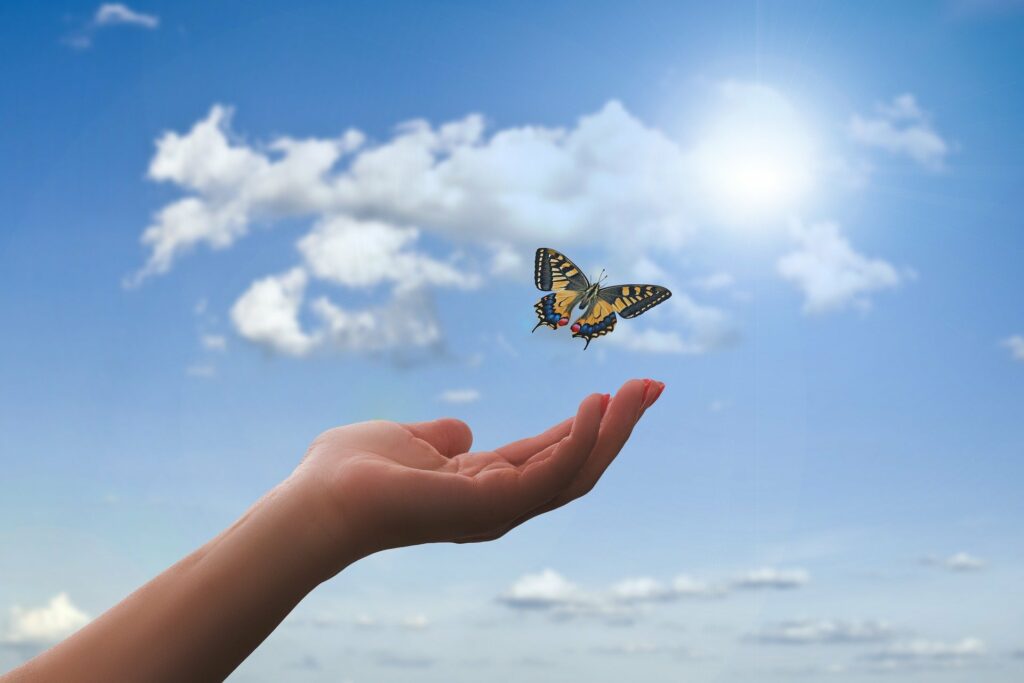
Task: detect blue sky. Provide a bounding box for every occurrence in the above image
[2,1,1023,680]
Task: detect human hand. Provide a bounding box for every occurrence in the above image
[290,378,665,577]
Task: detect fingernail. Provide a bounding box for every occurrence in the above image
[641,378,653,402]
[651,381,666,403]
[600,393,611,415]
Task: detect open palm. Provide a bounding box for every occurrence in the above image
[296,378,664,564]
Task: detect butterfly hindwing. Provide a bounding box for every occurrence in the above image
[535,248,590,293]
[570,300,617,350]
[598,284,672,318]
[533,290,580,331]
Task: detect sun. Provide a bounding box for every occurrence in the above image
[693,82,817,225]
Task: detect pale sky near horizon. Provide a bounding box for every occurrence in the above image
[2,1,1024,680]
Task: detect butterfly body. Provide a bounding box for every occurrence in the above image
[532,247,672,349]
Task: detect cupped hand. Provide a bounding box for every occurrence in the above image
[291,378,665,575]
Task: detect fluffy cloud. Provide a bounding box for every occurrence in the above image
[849,94,950,171]
[778,222,904,314]
[752,619,893,644]
[131,101,693,284]
[438,389,481,404]
[1,593,90,646]
[229,268,444,358]
[498,569,585,611]
[230,268,317,357]
[297,216,474,292]
[133,93,923,358]
[863,637,985,670]
[922,552,986,572]
[1003,335,1024,361]
[732,567,810,590]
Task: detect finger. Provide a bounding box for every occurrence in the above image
[504,392,605,512]
[494,416,574,466]
[457,379,663,541]
[464,393,603,529]
[572,378,661,490]
[402,418,474,457]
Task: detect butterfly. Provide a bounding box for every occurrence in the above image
[532,247,672,349]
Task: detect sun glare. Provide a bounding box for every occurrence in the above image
[693,82,817,225]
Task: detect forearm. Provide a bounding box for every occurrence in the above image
[3,478,347,683]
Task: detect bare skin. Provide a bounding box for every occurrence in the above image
[1,378,665,683]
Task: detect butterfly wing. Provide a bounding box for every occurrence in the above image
[535,248,590,292]
[533,291,582,331]
[570,285,672,349]
[597,284,672,318]
[533,248,590,331]
[570,299,617,349]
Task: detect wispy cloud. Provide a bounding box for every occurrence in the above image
[849,94,950,171]
[778,221,906,315]
[862,637,985,670]
[751,619,894,644]
[438,389,481,404]
[922,552,986,572]
[200,334,227,352]
[65,4,159,49]
[1002,335,1024,362]
[499,566,807,623]
[732,567,810,590]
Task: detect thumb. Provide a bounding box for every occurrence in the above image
[403,418,474,457]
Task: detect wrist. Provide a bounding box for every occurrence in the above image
[276,470,368,583]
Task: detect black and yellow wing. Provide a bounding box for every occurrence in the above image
[570,299,618,349]
[535,248,590,293]
[533,290,581,331]
[533,248,589,331]
[597,284,672,318]
[569,284,672,349]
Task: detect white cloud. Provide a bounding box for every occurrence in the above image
[609,575,726,604]
[609,577,673,603]
[1003,335,1024,361]
[130,101,695,285]
[297,215,473,292]
[438,389,481,404]
[849,94,950,171]
[732,567,810,590]
[66,4,159,49]
[200,334,227,351]
[230,268,317,357]
[923,552,986,572]
[229,268,445,360]
[499,569,585,610]
[310,289,442,357]
[753,619,893,644]
[864,637,985,670]
[131,92,909,359]
[95,4,159,28]
[1,594,90,646]
[778,221,904,314]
